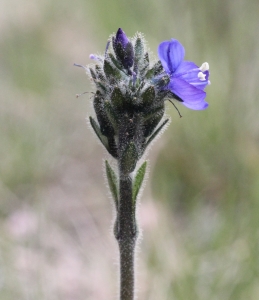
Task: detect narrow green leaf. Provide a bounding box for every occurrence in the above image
[105,160,119,211]
[90,117,118,158]
[89,116,109,150]
[133,161,147,204]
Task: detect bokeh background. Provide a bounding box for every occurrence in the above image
[1,0,259,299]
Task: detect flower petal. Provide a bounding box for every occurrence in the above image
[158,39,185,74]
[174,61,199,75]
[158,41,171,74]
[182,100,209,110]
[169,78,208,110]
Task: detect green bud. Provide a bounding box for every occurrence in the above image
[134,38,144,62]
[133,37,144,74]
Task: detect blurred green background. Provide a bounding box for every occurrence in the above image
[1,0,259,299]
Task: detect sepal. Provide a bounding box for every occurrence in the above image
[93,91,115,137]
[141,86,156,106]
[111,87,125,111]
[104,59,121,81]
[104,100,119,132]
[89,67,97,80]
[95,65,106,81]
[153,74,170,89]
[142,53,149,73]
[145,60,163,79]
[108,53,123,70]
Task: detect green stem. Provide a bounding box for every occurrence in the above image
[116,175,138,300]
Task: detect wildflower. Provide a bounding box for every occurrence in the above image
[158,39,210,110]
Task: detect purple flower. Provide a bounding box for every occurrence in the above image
[158,39,210,110]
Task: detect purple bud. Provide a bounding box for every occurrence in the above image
[113,28,134,70]
[115,28,129,48]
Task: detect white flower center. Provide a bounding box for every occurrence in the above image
[199,62,209,72]
[198,72,206,81]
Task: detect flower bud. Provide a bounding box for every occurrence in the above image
[113,28,134,70]
[116,28,129,48]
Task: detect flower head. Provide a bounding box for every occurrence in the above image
[158,39,210,110]
[75,30,210,161]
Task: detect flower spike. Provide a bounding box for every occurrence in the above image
[75,28,210,300]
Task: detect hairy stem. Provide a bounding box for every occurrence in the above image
[116,174,138,300]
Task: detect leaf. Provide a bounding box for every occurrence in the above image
[105,160,119,211]
[89,116,110,152]
[133,161,147,204]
